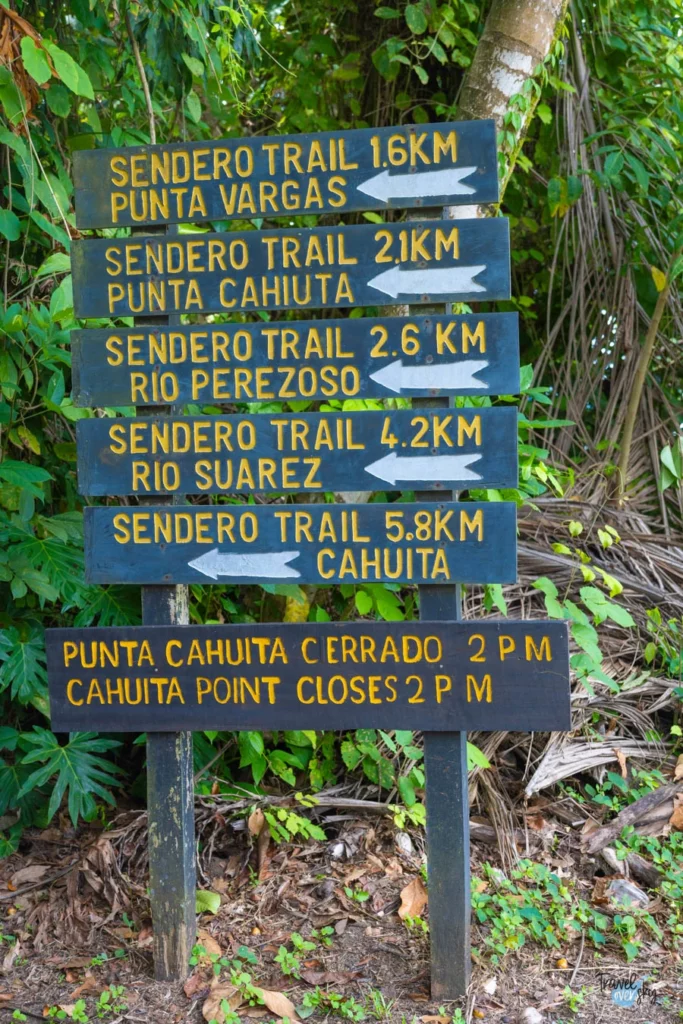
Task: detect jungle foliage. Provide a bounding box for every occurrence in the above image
[0,0,681,840]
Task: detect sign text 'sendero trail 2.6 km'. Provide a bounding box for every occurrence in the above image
[73,121,498,228]
[76,407,518,496]
[71,218,511,317]
[83,502,518,586]
[45,621,570,734]
[71,312,519,407]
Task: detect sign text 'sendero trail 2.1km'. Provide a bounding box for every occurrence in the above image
[83,502,518,586]
[76,408,518,496]
[71,312,519,407]
[45,621,570,733]
[71,218,511,317]
[73,121,499,228]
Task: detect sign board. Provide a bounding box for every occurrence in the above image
[46,621,570,733]
[71,312,519,408]
[83,501,517,586]
[76,407,518,497]
[73,121,499,229]
[71,218,511,318]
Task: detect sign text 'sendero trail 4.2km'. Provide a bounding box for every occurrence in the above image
[71,312,519,407]
[76,408,518,496]
[83,502,518,586]
[71,219,511,317]
[45,621,570,733]
[73,121,499,228]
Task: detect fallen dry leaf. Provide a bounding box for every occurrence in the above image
[343,865,368,883]
[615,747,628,778]
[398,876,428,921]
[70,974,102,1000]
[674,754,683,782]
[57,956,92,970]
[670,794,683,830]
[0,993,13,1003]
[300,969,358,986]
[248,808,265,836]
[421,1016,450,1023]
[197,928,222,957]
[245,1010,268,1018]
[184,971,210,999]
[2,942,20,972]
[10,864,51,888]
[482,977,497,995]
[255,987,298,1021]
[202,981,244,1023]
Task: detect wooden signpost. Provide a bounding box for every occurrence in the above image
[75,407,518,496]
[82,501,518,586]
[46,620,569,734]
[73,121,499,227]
[71,312,520,407]
[49,117,572,996]
[71,218,511,317]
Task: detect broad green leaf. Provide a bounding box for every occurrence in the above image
[46,84,71,117]
[20,37,52,85]
[186,90,202,123]
[36,252,71,277]
[182,53,204,76]
[355,590,373,615]
[196,888,220,914]
[405,4,428,33]
[467,742,491,770]
[0,208,20,241]
[0,460,52,497]
[44,43,94,99]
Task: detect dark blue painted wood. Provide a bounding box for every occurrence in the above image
[75,407,518,497]
[71,218,511,318]
[45,620,570,733]
[73,121,499,228]
[71,312,519,408]
[83,501,517,586]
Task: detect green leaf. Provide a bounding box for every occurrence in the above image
[46,84,71,117]
[36,252,71,277]
[44,43,94,99]
[355,590,373,615]
[0,208,20,241]
[467,742,491,770]
[341,739,362,770]
[536,103,553,125]
[182,53,205,76]
[18,728,122,825]
[398,776,416,806]
[20,38,52,85]
[405,4,428,33]
[0,628,47,705]
[0,460,52,497]
[375,6,401,17]
[196,889,221,914]
[413,64,429,84]
[186,90,202,123]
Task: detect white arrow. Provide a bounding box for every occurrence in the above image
[357,166,477,202]
[367,263,487,299]
[370,358,489,394]
[188,548,301,580]
[364,452,483,486]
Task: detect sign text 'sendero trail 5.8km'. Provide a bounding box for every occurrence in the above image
[83,502,518,586]
[76,408,518,496]
[71,312,519,407]
[71,219,511,317]
[73,121,498,228]
[46,621,570,733]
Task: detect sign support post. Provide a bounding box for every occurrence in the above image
[135,224,196,981]
[412,207,470,998]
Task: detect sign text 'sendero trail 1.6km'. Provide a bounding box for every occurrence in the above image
[76,408,518,496]
[73,121,499,228]
[71,218,511,317]
[46,621,570,734]
[83,502,518,586]
[71,312,519,407]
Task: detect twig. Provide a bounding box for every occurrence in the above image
[124,7,156,144]
[569,930,585,987]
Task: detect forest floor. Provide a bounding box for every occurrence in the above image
[0,809,680,1024]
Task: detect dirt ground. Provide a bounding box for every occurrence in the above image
[0,811,680,1024]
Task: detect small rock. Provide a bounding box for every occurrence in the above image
[519,1009,543,1024]
[606,877,649,908]
[395,832,414,856]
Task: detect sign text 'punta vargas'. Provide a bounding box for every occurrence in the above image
[71,219,511,318]
[83,501,518,587]
[76,408,518,497]
[73,121,498,228]
[71,312,519,407]
[45,620,570,733]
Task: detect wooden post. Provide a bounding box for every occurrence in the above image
[412,207,471,999]
[134,224,196,981]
